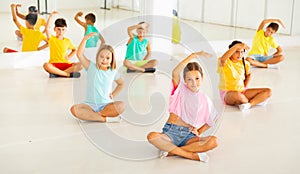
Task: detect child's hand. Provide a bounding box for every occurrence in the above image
[192,51,213,58]
[190,127,200,136]
[110,93,114,99]
[11,4,16,8]
[51,11,59,16]
[76,12,83,17]
[141,22,149,29]
[16,4,21,8]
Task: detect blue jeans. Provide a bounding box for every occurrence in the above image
[249,54,274,62]
[162,123,196,147]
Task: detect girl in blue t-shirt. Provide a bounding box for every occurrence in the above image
[70,33,125,122]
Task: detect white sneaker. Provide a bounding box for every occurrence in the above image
[198,152,209,163]
[106,116,121,123]
[256,100,268,106]
[238,103,251,112]
[267,64,280,69]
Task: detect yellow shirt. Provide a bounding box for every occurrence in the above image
[248,29,279,56]
[48,36,75,63]
[217,58,250,92]
[20,26,46,52]
[34,17,46,31]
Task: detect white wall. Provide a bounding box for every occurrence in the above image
[179,0,203,21]
[292,0,300,35]
[204,0,232,26]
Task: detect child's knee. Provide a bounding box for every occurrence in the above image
[265,88,272,97]
[70,105,77,117]
[209,136,218,149]
[147,132,159,142]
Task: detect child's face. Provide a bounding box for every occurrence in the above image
[264,27,276,37]
[137,28,146,38]
[231,48,245,60]
[184,70,202,92]
[97,49,112,70]
[54,26,67,37]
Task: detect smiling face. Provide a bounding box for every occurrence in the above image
[264,27,276,37]
[184,70,203,92]
[96,49,113,70]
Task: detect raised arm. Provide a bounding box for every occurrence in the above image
[74,11,87,29]
[220,43,249,67]
[76,33,99,69]
[10,4,21,29]
[127,22,149,38]
[172,51,212,87]
[15,4,26,20]
[257,19,285,31]
[45,11,58,40]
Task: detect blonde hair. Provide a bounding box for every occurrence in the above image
[96,45,116,70]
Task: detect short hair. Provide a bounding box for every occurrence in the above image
[85,13,96,23]
[55,18,67,28]
[28,6,38,13]
[229,40,242,49]
[96,45,116,70]
[183,62,204,79]
[25,13,38,26]
[267,22,279,32]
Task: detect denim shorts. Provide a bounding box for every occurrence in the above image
[85,102,107,112]
[162,123,196,147]
[249,54,274,62]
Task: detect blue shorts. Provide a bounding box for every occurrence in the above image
[162,123,196,147]
[85,102,107,112]
[249,54,274,62]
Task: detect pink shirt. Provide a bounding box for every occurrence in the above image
[168,80,217,128]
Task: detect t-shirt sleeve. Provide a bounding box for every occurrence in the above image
[205,95,219,126]
[67,39,76,50]
[270,38,279,49]
[114,71,121,81]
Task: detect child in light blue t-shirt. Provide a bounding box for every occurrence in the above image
[74,11,105,48]
[70,33,125,123]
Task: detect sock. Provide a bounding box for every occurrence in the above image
[127,69,136,73]
[106,116,121,123]
[267,64,279,69]
[160,151,168,159]
[238,103,251,112]
[49,73,59,78]
[70,72,81,78]
[198,153,209,163]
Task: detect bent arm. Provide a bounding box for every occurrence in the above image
[76,33,99,69]
[74,12,87,29]
[37,39,48,50]
[45,11,58,40]
[11,4,21,29]
[15,4,26,20]
[274,46,283,56]
[257,19,285,31]
[172,51,212,87]
[220,43,249,66]
[111,77,124,98]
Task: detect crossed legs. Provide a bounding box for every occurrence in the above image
[147,132,217,161]
[70,101,125,122]
[123,59,158,72]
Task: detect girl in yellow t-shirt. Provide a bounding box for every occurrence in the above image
[218,40,271,111]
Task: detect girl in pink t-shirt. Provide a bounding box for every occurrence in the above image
[147,51,218,162]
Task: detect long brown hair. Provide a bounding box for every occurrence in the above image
[96,44,116,70]
[183,62,203,79]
